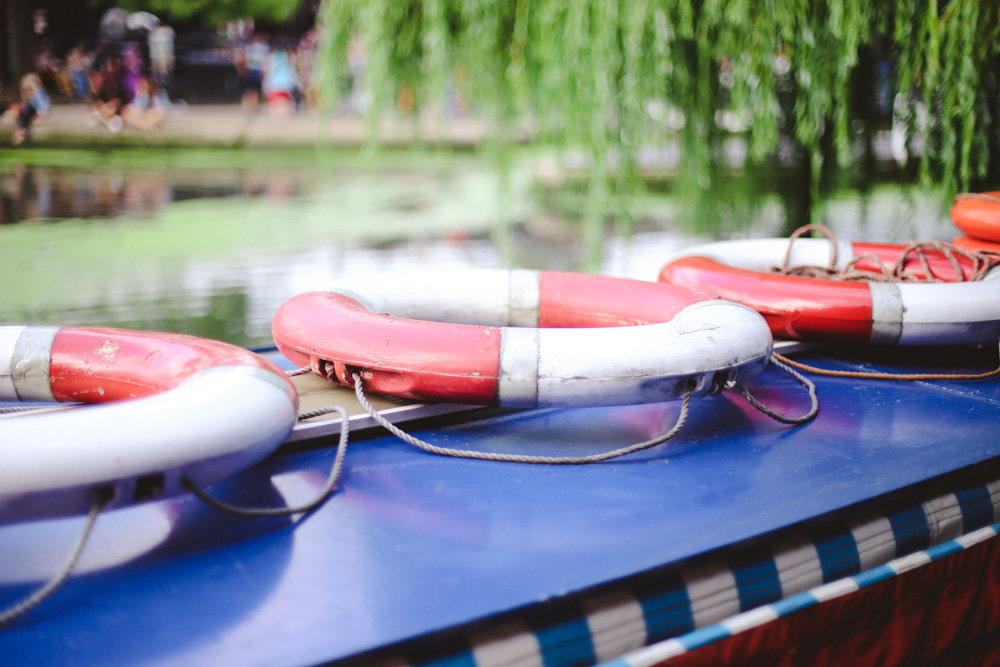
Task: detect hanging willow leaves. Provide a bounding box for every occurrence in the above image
[315,0,1000,230]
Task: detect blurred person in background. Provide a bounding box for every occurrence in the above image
[122,75,170,130]
[236,33,269,113]
[120,43,144,104]
[65,43,94,100]
[148,21,175,86]
[262,46,297,116]
[13,73,51,145]
[295,27,319,109]
[88,56,125,133]
[36,42,81,101]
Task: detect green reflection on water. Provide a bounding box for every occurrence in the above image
[0,148,531,346]
[0,148,954,347]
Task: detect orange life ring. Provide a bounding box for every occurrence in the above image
[658,238,1000,345]
[951,192,1000,242]
[952,234,1000,255]
[272,270,773,408]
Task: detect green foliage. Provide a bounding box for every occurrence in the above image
[90,0,299,27]
[316,0,1000,228]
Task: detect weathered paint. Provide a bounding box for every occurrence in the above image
[0,326,298,524]
[272,270,773,408]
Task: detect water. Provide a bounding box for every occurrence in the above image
[0,148,958,348]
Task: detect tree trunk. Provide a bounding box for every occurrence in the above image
[4,0,36,85]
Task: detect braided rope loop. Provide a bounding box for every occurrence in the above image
[738,357,819,425]
[774,224,1000,283]
[353,372,694,464]
[184,405,350,518]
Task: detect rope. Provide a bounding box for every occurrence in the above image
[774,224,1000,283]
[285,367,312,377]
[353,372,694,464]
[1,403,350,624]
[0,488,111,627]
[297,405,351,421]
[0,406,49,414]
[351,356,820,464]
[772,343,1000,382]
[737,356,820,425]
[771,224,1000,382]
[779,224,839,274]
[182,405,350,518]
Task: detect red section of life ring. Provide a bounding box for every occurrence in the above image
[846,241,979,281]
[49,326,292,403]
[658,240,988,344]
[276,289,503,404]
[271,271,731,406]
[659,255,875,341]
[536,271,713,326]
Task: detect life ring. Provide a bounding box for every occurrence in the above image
[953,234,1000,255]
[0,326,298,524]
[658,238,1000,345]
[951,192,1000,242]
[271,270,772,408]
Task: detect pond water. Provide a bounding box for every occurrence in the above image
[0,148,957,348]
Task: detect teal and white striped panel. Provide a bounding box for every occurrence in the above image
[603,522,1000,666]
[374,476,1000,667]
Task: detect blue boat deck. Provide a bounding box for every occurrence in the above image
[1,344,999,666]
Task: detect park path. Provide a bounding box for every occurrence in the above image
[2,103,495,148]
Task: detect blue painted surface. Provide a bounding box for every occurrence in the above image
[1,349,999,666]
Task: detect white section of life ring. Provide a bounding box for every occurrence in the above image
[0,326,298,524]
[497,300,774,408]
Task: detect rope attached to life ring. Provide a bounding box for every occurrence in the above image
[773,343,1000,382]
[349,357,819,465]
[774,224,1000,283]
[352,373,696,465]
[0,384,353,628]
[772,225,1000,382]
[0,489,111,628]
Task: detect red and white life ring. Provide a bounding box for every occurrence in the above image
[658,238,1000,345]
[0,326,298,523]
[951,192,1000,243]
[272,270,772,408]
